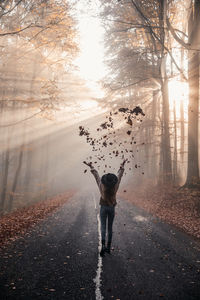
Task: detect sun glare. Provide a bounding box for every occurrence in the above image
[75,1,106,97]
[80,100,98,110]
[168,80,188,119]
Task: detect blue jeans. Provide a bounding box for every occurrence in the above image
[100,205,115,244]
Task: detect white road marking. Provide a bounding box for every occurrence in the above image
[93,195,103,300]
[93,193,97,210]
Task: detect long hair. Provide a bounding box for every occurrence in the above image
[101,173,118,196]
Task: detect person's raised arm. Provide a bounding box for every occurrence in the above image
[83,161,101,186]
[115,159,128,191]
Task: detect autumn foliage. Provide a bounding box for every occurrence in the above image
[0,191,74,248]
[79,106,145,172]
[121,185,200,240]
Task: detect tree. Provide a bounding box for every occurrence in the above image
[101,0,175,183]
[186,0,200,185]
[166,0,200,186]
[0,0,78,213]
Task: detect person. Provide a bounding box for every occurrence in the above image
[83,159,127,256]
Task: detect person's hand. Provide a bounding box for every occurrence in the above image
[120,159,128,168]
[83,161,94,168]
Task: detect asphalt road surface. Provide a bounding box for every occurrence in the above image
[0,190,200,300]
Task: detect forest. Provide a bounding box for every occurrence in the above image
[0,0,79,214]
[0,1,200,299]
[100,0,199,186]
[0,0,199,231]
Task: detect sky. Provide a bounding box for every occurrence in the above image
[74,0,107,98]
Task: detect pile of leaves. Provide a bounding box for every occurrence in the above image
[0,191,74,248]
[121,184,200,240]
[79,106,145,173]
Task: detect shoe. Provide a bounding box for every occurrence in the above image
[105,242,111,254]
[100,240,106,257]
[100,245,106,257]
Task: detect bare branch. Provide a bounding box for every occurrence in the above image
[0,0,23,18]
[166,17,191,49]
[109,77,151,91]
[102,16,188,38]
[129,0,187,80]
[28,26,50,41]
[0,110,43,128]
[0,24,44,37]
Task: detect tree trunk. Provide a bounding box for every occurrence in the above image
[159,0,172,184]
[173,99,178,183]
[23,144,33,200]
[151,90,158,181]
[8,146,24,211]
[185,0,200,185]
[23,53,38,199]
[161,77,172,183]
[180,98,185,163]
[8,104,26,211]
[186,51,199,183]
[0,144,10,213]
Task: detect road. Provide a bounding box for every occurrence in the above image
[0,190,200,300]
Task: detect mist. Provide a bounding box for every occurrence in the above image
[0,1,200,299]
[0,0,199,217]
